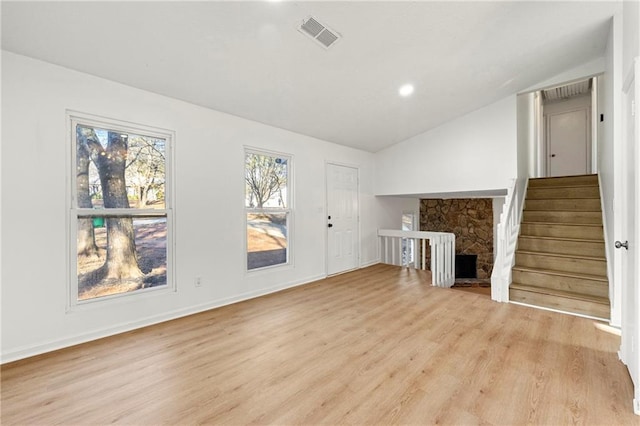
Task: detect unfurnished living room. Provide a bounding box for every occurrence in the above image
[1,1,640,424]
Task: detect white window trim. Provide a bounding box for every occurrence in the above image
[67,111,175,311]
[244,147,294,273]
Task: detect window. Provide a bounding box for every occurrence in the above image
[402,211,416,264]
[245,149,291,270]
[70,113,173,306]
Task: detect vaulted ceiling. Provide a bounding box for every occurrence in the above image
[1,1,618,152]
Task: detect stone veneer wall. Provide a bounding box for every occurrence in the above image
[420,199,493,279]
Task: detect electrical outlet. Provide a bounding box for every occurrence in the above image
[195,276,202,287]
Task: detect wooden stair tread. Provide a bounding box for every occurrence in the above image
[510,283,609,304]
[523,209,602,213]
[528,184,598,189]
[521,221,603,227]
[529,198,600,201]
[528,175,598,186]
[526,187,599,195]
[515,250,605,262]
[529,174,597,181]
[518,235,604,244]
[524,199,602,211]
[530,174,596,178]
[511,266,608,282]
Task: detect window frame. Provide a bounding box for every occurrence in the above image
[244,147,293,272]
[67,111,175,310]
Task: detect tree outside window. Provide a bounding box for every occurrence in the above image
[245,150,291,270]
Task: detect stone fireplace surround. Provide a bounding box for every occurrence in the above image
[420,198,493,280]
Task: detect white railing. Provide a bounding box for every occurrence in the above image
[378,229,455,287]
[491,178,528,302]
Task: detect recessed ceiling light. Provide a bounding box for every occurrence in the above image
[399,84,415,97]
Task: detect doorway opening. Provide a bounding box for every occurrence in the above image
[533,76,599,177]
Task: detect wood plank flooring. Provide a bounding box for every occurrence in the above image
[1,264,637,425]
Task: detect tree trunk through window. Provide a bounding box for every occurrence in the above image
[76,131,99,257]
[87,131,143,282]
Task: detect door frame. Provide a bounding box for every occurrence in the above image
[619,57,640,416]
[325,161,360,276]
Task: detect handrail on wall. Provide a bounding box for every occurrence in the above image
[378,229,455,287]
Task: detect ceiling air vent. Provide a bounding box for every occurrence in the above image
[299,16,341,49]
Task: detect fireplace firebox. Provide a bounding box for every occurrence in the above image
[455,254,477,279]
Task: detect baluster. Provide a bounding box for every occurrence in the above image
[445,238,452,285]
[391,237,396,265]
[433,239,438,286]
[444,238,448,284]
[432,239,439,286]
[438,239,443,285]
[449,238,453,283]
[384,237,389,264]
[450,237,455,284]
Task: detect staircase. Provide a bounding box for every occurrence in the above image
[509,174,610,319]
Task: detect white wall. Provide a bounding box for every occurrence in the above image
[374,96,517,196]
[602,11,623,327]
[375,197,420,231]
[623,0,639,80]
[524,57,606,93]
[0,51,379,362]
[516,92,535,180]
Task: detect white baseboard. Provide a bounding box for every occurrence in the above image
[1,273,326,364]
[360,259,380,268]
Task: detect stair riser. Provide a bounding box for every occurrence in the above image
[528,175,598,187]
[515,252,606,276]
[523,211,602,224]
[525,199,601,211]
[512,270,608,298]
[520,223,604,240]
[510,288,610,318]
[527,186,600,199]
[517,238,605,257]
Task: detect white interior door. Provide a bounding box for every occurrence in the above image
[620,72,639,415]
[326,163,359,275]
[547,108,590,176]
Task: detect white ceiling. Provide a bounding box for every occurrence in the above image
[1,1,617,152]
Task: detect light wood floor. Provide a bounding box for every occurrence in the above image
[1,264,637,425]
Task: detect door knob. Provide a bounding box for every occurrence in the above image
[615,240,629,250]
[328,223,333,228]
[551,154,556,158]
